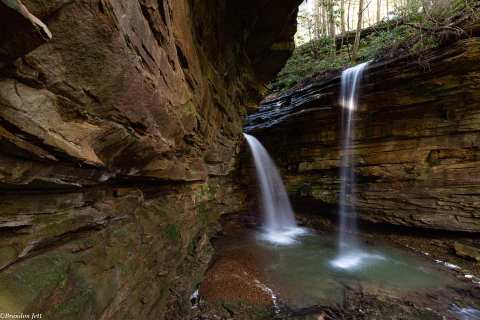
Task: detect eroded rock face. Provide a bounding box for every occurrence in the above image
[0,0,301,317]
[246,36,480,232]
[0,181,247,319]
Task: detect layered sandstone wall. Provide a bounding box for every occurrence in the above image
[0,0,301,318]
[246,34,480,232]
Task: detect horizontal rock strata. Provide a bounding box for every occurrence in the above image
[246,35,480,232]
[0,0,302,317]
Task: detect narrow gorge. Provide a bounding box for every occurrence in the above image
[1,0,480,319]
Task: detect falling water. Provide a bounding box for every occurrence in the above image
[244,133,306,245]
[331,62,380,269]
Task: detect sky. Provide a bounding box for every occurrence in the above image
[299,0,314,14]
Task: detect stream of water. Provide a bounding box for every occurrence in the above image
[244,133,306,245]
[237,64,480,318]
[331,62,375,270]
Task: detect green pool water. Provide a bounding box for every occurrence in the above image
[250,231,456,308]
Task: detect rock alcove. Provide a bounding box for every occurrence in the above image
[1,0,480,319]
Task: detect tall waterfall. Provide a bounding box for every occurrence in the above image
[331,62,376,269]
[244,133,306,245]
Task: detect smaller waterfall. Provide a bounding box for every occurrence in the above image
[244,133,306,245]
[331,62,383,269]
[337,62,369,250]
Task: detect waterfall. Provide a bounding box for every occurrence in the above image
[331,62,379,269]
[244,133,306,245]
[338,62,369,250]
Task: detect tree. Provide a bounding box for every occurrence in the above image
[341,0,346,34]
[296,7,315,45]
[325,0,336,37]
[347,0,352,30]
[314,0,323,38]
[377,0,382,22]
[322,3,328,35]
[352,0,365,62]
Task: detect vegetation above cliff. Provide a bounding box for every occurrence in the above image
[268,0,479,92]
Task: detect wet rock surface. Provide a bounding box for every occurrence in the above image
[454,242,480,262]
[0,0,302,317]
[0,180,247,319]
[245,33,480,232]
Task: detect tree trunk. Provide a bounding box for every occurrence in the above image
[328,0,336,37]
[377,0,381,22]
[366,3,370,27]
[314,0,322,39]
[322,2,328,36]
[352,0,365,62]
[341,0,346,34]
[347,0,351,31]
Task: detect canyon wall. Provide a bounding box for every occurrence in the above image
[0,0,301,318]
[246,34,480,232]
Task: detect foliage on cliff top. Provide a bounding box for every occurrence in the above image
[268,23,409,92]
[268,0,479,93]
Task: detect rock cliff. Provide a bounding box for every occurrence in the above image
[0,0,301,318]
[246,32,480,232]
